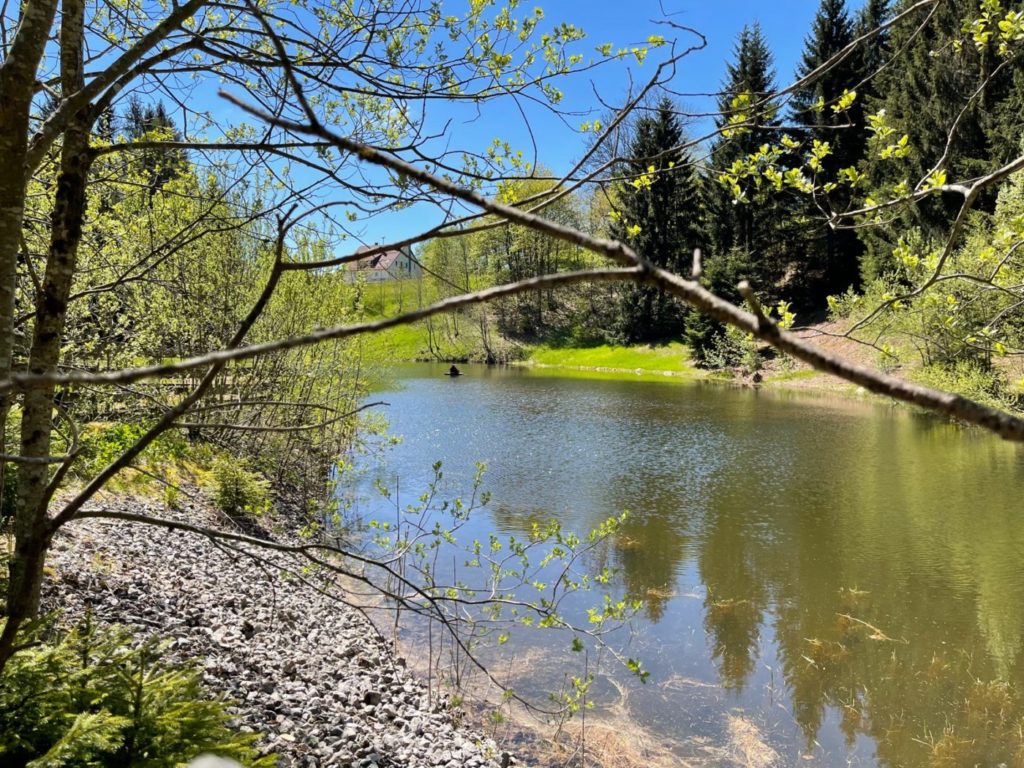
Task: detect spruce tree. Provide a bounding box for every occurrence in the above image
[791,0,863,300]
[610,97,704,343]
[125,97,186,193]
[705,24,796,301]
[853,0,891,88]
[860,0,1024,280]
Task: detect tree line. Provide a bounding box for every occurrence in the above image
[420,0,1024,407]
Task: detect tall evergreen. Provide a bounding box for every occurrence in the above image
[853,0,891,87]
[860,0,1024,280]
[791,0,863,300]
[705,24,797,301]
[125,97,186,192]
[610,98,704,343]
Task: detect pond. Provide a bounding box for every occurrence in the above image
[348,362,1024,767]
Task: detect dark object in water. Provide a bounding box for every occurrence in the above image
[447,365,462,377]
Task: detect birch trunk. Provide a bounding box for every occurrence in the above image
[0,0,85,670]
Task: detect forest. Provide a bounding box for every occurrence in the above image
[1,0,1024,766]
[416,0,1024,414]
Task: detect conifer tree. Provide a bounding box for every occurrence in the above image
[705,24,796,301]
[610,97,704,343]
[791,0,862,300]
[853,0,891,88]
[125,97,186,192]
[860,0,1024,279]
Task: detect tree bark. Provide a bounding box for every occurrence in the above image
[0,0,86,671]
[0,0,62,584]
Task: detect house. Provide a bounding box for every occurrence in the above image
[346,244,421,282]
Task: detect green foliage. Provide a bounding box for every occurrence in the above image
[608,98,705,342]
[365,462,644,712]
[700,325,762,374]
[209,456,271,519]
[833,157,1024,405]
[706,23,799,304]
[911,360,1014,411]
[482,173,593,340]
[25,98,368,507]
[858,0,1024,278]
[73,424,187,483]
[0,617,272,768]
[789,0,872,300]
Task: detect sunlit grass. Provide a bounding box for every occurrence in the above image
[764,368,822,382]
[527,342,700,377]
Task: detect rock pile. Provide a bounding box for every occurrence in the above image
[42,495,517,768]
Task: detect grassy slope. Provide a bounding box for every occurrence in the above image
[355,277,496,362]
[524,342,702,378]
[358,280,704,378]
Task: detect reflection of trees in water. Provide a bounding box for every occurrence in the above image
[697,416,1024,765]
[610,483,694,623]
[423,379,1024,764]
[698,507,769,692]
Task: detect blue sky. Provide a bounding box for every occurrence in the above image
[346,0,864,246]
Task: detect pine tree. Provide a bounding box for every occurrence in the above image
[610,97,705,343]
[125,97,186,193]
[859,0,1024,280]
[791,0,863,300]
[705,24,796,301]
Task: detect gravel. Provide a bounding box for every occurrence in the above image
[42,494,519,768]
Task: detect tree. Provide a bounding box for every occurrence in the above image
[610,98,705,343]
[706,24,800,304]
[859,0,1024,279]
[790,0,864,300]
[483,175,589,339]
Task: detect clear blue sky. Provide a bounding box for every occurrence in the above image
[349,0,866,246]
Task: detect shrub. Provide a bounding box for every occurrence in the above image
[209,456,271,519]
[0,617,273,768]
[701,325,762,374]
[74,423,188,482]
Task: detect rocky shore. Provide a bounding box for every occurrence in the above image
[41,492,516,768]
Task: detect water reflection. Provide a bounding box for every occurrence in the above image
[356,364,1024,766]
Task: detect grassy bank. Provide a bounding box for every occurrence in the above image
[355,276,516,363]
[522,341,703,378]
[353,280,919,403]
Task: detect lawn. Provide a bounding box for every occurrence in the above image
[526,342,700,377]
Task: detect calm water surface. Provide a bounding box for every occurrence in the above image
[350,363,1024,767]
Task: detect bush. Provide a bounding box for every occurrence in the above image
[0,617,273,768]
[683,309,723,365]
[74,423,188,481]
[701,325,761,374]
[209,456,271,519]
[911,361,1016,412]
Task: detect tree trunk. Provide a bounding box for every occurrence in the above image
[0,0,85,672]
[0,0,62,594]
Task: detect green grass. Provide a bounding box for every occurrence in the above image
[353,277,495,362]
[764,368,822,382]
[355,279,701,376]
[526,342,700,377]
[356,318,493,363]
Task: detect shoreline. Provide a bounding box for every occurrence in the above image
[512,358,868,398]
[43,491,520,768]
